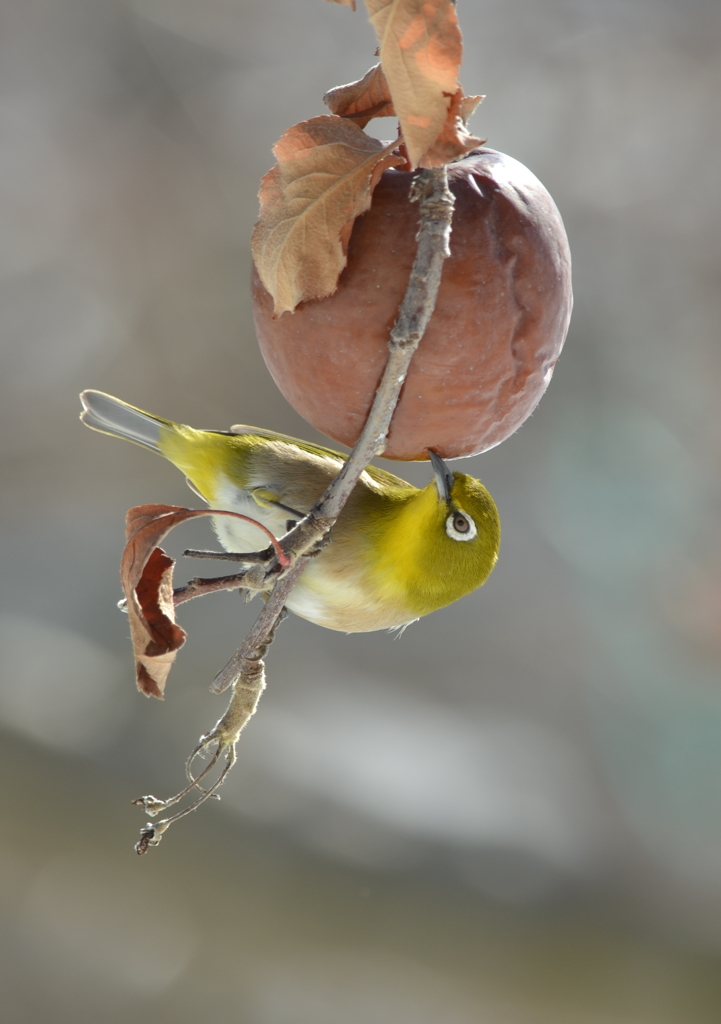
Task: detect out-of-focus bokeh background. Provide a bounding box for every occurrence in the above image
[2,0,721,1020]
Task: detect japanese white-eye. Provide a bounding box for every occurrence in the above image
[80,390,500,632]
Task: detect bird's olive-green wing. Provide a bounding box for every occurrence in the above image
[227,424,415,491]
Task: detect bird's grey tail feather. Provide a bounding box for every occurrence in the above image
[79,390,163,451]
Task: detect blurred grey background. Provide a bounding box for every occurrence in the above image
[1,0,721,1021]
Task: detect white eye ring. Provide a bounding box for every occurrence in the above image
[445,510,477,542]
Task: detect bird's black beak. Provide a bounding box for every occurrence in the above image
[428,449,454,502]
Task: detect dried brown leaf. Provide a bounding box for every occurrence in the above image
[365,0,463,169]
[251,115,404,316]
[419,87,484,168]
[459,93,484,123]
[324,63,395,129]
[129,545,184,699]
[121,505,289,698]
[122,505,189,698]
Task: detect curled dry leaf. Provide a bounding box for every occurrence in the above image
[419,87,484,168]
[122,505,189,699]
[324,62,481,167]
[459,93,484,123]
[251,116,404,317]
[366,0,466,169]
[122,504,289,699]
[324,63,395,128]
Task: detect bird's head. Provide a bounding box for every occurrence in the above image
[368,451,500,619]
[425,448,500,591]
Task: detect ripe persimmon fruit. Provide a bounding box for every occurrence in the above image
[252,148,572,461]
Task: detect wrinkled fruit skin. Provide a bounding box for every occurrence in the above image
[252,148,572,461]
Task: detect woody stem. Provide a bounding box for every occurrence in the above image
[133,166,456,851]
[210,166,455,696]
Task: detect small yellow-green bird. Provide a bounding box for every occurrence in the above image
[80,391,500,633]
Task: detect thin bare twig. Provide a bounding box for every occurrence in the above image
[134,746,237,854]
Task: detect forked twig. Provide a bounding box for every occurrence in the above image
[133,166,456,851]
[134,747,237,854]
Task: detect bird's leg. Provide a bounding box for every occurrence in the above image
[304,529,333,558]
[173,546,285,606]
[182,546,275,563]
[172,565,278,607]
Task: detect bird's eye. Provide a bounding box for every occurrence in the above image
[445,510,477,542]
